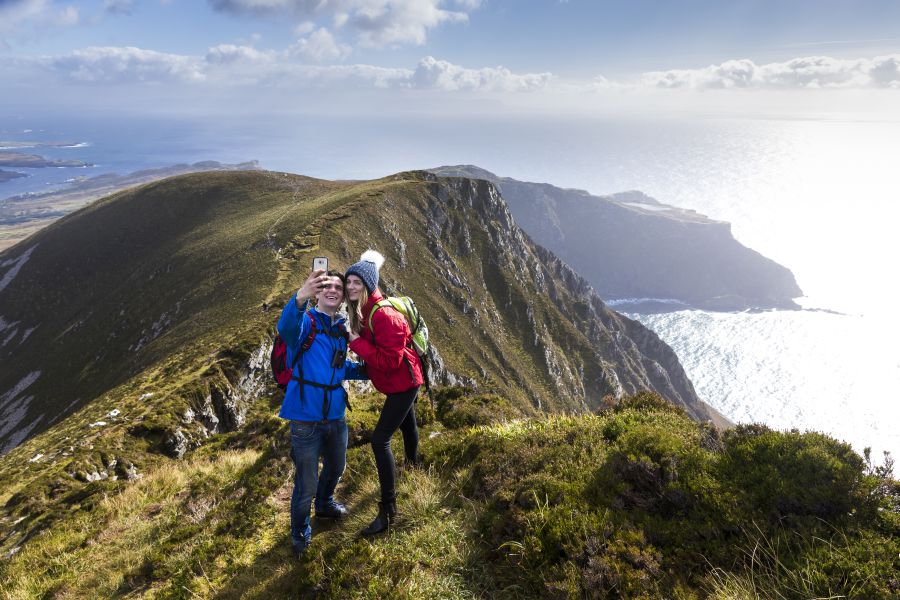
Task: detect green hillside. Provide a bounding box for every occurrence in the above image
[1,169,894,598]
[0,169,722,455]
[1,390,896,598]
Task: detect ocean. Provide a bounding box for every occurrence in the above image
[3,112,898,461]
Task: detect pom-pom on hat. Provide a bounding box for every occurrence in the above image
[345,249,384,293]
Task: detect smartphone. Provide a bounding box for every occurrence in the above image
[313,256,328,272]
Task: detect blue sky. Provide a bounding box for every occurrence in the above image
[2,0,900,116]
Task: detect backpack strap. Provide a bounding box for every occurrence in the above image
[293,310,353,418]
[296,309,317,360]
[366,299,394,333]
[292,310,318,405]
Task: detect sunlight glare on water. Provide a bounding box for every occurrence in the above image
[610,118,900,459]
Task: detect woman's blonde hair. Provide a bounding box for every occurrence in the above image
[347,284,369,334]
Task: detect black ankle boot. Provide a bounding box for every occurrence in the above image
[361,501,395,536]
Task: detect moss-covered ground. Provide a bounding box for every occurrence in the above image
[2,388,896,599]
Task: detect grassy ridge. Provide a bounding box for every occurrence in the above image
[1,389,896,599]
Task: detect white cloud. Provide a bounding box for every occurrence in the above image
[409,56,552,91]
[294,20,315,35]
[103,0,135,16]
[641,55,900,90]
[289,28,353,62]
[868,56,900,88]
[208,0,475,48]
[348,0,468,47]
[0,0,80,40]
[20,45,552,96]
[204,43,273,66]
[48,46,205,83]
[208,0,299,13]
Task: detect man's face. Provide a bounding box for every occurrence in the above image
[316,275,344,311]
[346,275,366,302]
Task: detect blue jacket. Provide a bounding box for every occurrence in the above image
[277,298,367,422]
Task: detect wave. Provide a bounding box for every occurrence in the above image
[0,141,89,150]
[605,297,689,307]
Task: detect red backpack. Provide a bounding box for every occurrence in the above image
[270,310,319,390]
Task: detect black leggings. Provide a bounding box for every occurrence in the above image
[371,386,420,504]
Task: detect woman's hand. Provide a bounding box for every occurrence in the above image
[296,269,328,305]
[348,327,360,342]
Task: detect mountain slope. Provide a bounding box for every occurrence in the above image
[0,170,894,599]
[0,169,722,457]
[429,165,802,311]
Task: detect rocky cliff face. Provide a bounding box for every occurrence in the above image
[385,172,721,422]
[429,165,802,311]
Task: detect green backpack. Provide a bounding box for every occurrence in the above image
[367,296,433,406]
[367,296,429,358]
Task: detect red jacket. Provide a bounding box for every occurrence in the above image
[349,289,424,394]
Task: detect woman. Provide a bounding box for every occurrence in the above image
[345,250,424,536]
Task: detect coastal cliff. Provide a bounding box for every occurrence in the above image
[430,165,802,311]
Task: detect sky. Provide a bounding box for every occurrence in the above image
[3,0,900,118]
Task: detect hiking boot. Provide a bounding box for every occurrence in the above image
[361,501,395,536]
[315,501,348,520]
[292,541,308,559]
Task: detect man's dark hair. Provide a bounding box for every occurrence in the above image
[327,270,347,289]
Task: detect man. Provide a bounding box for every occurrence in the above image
[277,268,366,557]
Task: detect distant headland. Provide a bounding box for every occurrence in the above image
[429,165,803,312]
[0,160,261,251]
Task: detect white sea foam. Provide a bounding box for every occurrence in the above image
[619,202,671,212]
[627,307,900,461]
[606,297,689,307]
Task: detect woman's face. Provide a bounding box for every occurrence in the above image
[346,275,366,302]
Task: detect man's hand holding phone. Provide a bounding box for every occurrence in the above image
[296,268,328,306]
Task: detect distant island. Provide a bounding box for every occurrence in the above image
[0,169,27,183]
[0,151,91,169]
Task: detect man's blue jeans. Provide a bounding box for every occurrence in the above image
[290,419,348,550]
